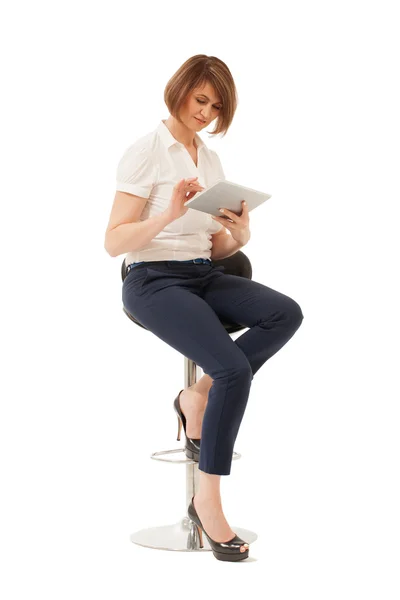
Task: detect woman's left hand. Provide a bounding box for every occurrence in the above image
[211,200,251,246]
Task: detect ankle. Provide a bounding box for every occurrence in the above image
[188,382,205,395]
[194,493,222,510]
[190,374,213,397]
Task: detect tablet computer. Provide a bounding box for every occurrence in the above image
[184,179,271,219]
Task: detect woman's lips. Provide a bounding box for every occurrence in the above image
[195,117,205,124]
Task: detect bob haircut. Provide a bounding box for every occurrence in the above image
[164,54,238,138]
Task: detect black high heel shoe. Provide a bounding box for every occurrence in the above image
[188,496,250,561]
[173,389,200,462]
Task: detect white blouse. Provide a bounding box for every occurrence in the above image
[116,119,225,264]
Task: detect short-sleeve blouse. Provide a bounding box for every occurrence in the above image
[116,119,225,264]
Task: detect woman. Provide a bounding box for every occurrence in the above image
[104,54,304,562]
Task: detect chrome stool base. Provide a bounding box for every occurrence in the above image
[130,520,257,551]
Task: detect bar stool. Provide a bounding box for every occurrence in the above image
[121,252,258,552]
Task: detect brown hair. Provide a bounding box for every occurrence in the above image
[164,54,238,138]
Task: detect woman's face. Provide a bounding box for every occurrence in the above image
[181,82,223,130]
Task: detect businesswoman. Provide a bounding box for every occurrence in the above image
[104,54,304,561]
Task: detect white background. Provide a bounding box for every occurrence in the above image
[1,0,399,597]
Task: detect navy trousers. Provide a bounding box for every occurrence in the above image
[122,259,304,475]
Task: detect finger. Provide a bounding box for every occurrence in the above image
[219,207,238,217]
[220,202,247,216]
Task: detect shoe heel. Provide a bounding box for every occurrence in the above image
[195,523,204,548]
[176,415,182,441]
[173,390,200,462]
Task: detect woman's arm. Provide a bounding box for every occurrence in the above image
[210,231,248,261]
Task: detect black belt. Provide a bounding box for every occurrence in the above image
[126,258,212,274]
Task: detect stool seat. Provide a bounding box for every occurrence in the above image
[122,252,258,551]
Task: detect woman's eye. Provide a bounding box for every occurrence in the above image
[196,99,221,110]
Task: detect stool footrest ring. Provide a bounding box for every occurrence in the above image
[150,448,241,464]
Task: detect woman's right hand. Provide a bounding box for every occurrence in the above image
[163,177,205,222]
